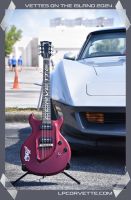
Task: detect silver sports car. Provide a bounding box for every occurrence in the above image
[51,27,126,150]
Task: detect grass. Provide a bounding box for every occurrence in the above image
[5,107,41,112]
[5,107,42,122]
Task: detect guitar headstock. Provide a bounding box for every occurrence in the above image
[39,41,53,58]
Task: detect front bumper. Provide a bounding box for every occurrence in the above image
[52,100,126,149]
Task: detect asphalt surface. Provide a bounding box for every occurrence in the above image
[5,123,126,191]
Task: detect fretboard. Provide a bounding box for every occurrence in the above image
[41,59,51,125]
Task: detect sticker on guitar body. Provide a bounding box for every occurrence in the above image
[24,146,31,161]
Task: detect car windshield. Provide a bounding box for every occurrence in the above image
[81,31,126,59]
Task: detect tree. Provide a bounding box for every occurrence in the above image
[5,25,22,56]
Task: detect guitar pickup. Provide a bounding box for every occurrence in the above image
[39,143,53,148]
[40,124,52,130]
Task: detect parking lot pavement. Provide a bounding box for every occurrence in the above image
[5,123,126,190]
[5,68,42,108]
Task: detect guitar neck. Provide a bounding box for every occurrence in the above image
[41,58,51,125]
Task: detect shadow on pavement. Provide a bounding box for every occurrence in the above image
[12,180,58,187]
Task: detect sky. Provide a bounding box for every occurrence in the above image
[6,9,125,37]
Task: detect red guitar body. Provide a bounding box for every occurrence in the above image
[20,41,71,177]
[20,114,71,176]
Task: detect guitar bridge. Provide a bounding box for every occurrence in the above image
[39,137,53,148]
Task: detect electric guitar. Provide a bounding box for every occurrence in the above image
[20,41,71,176]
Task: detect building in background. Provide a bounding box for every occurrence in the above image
[6,17,114,68]
[6,37,38,67]
[50,17,114,27]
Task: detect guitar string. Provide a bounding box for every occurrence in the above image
[47,60,49,158]
[44,60,46,160]
[45,60,47,160]
[48,59,50,157]
[49,50,52,155]
[42,59,44,160]
[41,43,43,161]
[46,60,48,159]
[49,59,51,156]
[44,45,46,160]
[47,60,49,157]
[43,56,46,160]
[44,58,45,160]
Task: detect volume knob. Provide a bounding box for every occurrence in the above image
[63,147,68,152]
[58,141,62,145]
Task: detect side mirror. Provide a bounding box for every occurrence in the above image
[63,52,76,61]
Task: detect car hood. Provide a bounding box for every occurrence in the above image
[51,56,126,107]
[79,56,126,96]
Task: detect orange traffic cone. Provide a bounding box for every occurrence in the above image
[13,68,20,89]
